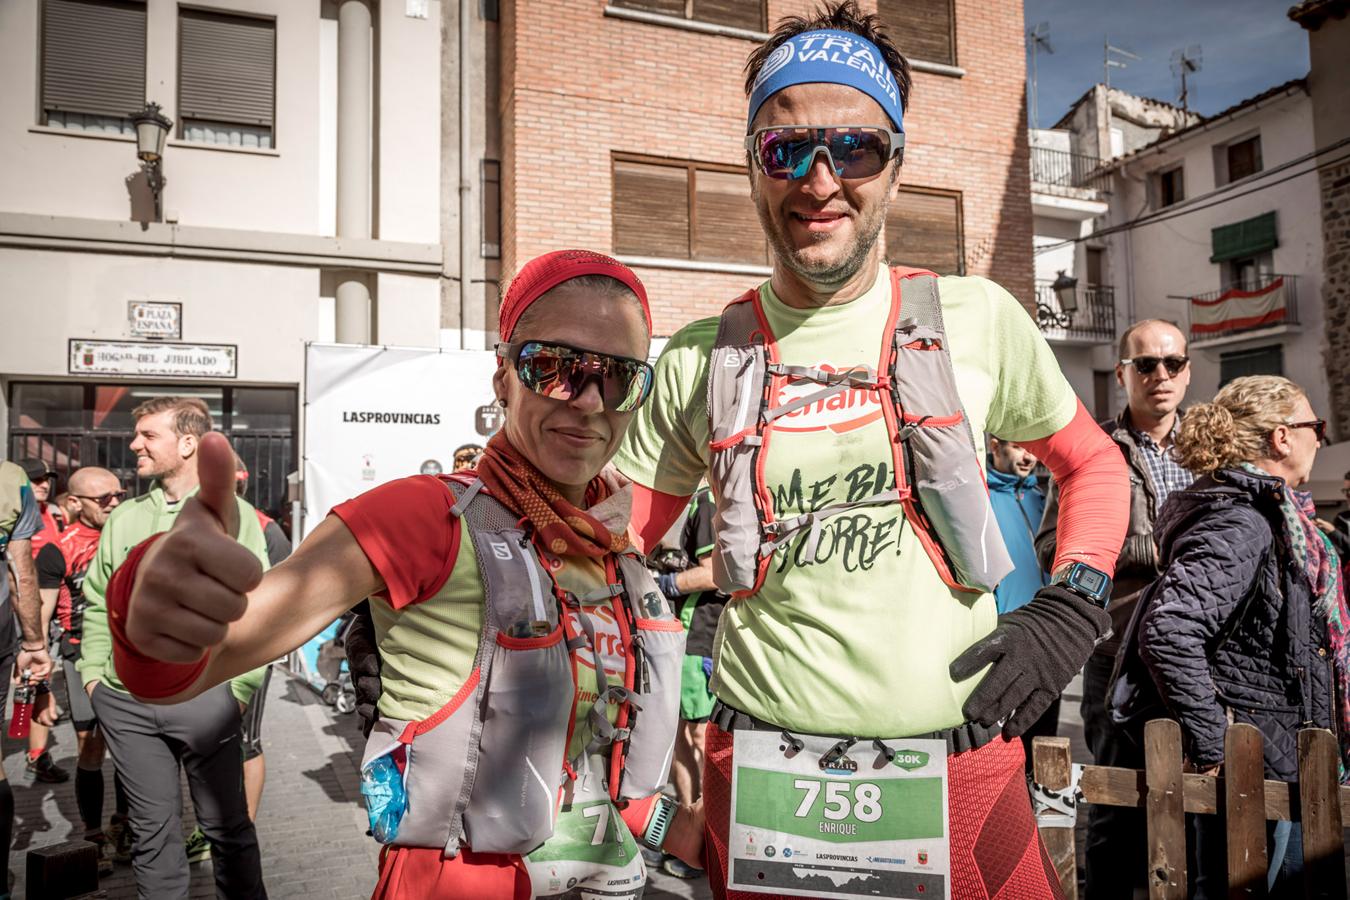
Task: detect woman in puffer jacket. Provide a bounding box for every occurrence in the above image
[1135,375,1347,900]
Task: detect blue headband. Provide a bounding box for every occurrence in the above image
[747,29,904,133]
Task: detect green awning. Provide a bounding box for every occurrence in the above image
[1211,212,1278,263]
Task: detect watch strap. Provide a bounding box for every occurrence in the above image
[642,796,677,850]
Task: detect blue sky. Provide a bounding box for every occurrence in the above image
[1023,0,1310,128]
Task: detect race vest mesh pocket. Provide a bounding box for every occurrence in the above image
[707,341,768,594]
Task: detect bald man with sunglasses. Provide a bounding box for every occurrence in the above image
[1036,316,1196,899]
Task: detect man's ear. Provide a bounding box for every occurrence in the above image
[179,432,198,460]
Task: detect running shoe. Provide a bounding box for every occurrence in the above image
[25,751,70,783]
[184,827,211,863]
[662,856,704,879]
[107,817,133,864]
[84,832,115,878]
[640,846,664,870]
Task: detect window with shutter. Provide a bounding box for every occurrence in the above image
[1225,135,1262,182]
[613,157,765,266]
[40,0,146,134]
[611,0,765,31]
[179,9,276,149]
[876,0,955,66]
[885,187,963,275]
[613,160,691,259]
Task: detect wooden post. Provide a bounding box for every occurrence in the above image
[1145,719,1187,900]
[1224,723,1268,899]
[1297,729,1347,900]
[1032,736,1078,900]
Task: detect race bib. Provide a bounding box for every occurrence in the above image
[729,731,949,899]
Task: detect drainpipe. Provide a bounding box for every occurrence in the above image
[458,0,477,348]
[336,0,372,343]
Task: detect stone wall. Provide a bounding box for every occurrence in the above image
[1320,159,1350,439]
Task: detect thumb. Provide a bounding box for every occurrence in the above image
[196,431,241,537]
[949,632,1003,682]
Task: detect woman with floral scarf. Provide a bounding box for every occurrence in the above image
[1128,375,1344,899]
[96,250,701,898]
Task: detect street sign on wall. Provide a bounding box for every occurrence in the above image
[127,301,182,339]
[69,339,237,378]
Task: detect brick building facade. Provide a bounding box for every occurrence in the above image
[498,0,1034,336]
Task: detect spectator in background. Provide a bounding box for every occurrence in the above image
[986,437,1055,764]
[654,486,724,880]
[235,456,291,823]
[1318,469,1350,560]
[19,458,64,552]
[1130,376,1342,899]
[1037,317,1194,899]
[36,467,131,871]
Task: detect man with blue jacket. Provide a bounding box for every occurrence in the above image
[987,437,1056,763]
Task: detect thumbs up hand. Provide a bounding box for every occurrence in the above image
[127,432,264,663]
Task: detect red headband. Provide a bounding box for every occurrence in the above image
[498,250,651,343]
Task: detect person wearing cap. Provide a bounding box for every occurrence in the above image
[18,458,64,553]
[100,250,695,897]
[613,3,1129,897]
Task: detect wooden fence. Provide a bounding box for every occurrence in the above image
[1032,720,1349,900]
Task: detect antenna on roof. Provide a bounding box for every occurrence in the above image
[1170,45,1203,114]
[1103,37,1140,89]
[1027,22,1054,130]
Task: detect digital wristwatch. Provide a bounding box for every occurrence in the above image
[1050,561,1112,608]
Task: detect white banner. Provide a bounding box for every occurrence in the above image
[302,343,501,538]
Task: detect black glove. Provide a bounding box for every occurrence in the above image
[344,600,383,738]
[949,585,1111,738]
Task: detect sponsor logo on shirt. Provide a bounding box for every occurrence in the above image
[771,363,884,435]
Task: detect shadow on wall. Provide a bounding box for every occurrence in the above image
[125,168,159,228]
[985,83,1036,313]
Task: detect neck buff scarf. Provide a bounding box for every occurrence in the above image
[1241,462,1350,780]
[746,29,905,132]
[475,432,630,559]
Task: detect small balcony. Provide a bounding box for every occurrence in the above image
[1035,282,1117,345]
[1030,146,1113,195]
[1187,274,1300,344]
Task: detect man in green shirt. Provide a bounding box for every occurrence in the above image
[80,397,268,900]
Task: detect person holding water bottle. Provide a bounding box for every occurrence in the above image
[104,250,696,898]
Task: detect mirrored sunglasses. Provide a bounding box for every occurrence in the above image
[496,340,654,413]
[744,125,904,181]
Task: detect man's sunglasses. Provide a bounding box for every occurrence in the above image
[74,490,127,508]
[745,125,904,181]
[1286,418,1327,445]
[1120,355,1190,377]
[496,340,654,413]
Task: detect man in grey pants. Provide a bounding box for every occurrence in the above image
[79,397,268,899]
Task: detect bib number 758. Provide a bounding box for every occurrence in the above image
[793,779,883,823]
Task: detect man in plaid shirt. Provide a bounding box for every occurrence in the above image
[1037,317,1194,899]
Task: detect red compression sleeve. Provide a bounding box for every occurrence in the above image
[1020,399,1129,576]
[109,533,213,700]
[618,794,660,842]
[627,483,692,556]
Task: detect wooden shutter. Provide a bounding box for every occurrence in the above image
[613,160,690,258]
[692,0,764,30]
[41,0,145,119]
[885,188,963,275]
[611,0,687,16]
[1210,212,1278,263]
[876,0,955,66]
[179,9,275,127]
[1226,137,1262,181]
[693,169,766,265]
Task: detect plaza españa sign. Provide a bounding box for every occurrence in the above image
[69,339,237,379]
[127,300,182,339]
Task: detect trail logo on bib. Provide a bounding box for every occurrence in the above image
[889,750,931,771]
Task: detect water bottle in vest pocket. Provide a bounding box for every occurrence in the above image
[610,556,686,800]
[892,322,1014,593]
[707,340,769,594]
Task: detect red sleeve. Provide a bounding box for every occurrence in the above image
[617,794,660,842]
[627,483,692,556]
[110,533,212,700]
[329,475,462,610]
[1020,399,1129,576]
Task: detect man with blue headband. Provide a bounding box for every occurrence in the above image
[617,2,1131,897]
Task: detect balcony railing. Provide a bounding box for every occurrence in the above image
[1030,146,1112,194]
[1187,274,1299,343]
[1034,282,1117,344]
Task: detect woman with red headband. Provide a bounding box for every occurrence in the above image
[101,250,700,897]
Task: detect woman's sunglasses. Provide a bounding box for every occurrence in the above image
[496,340,654,413]
[744,125,904,181]
[1286,418,1327,445]
[1119,355,1190,378]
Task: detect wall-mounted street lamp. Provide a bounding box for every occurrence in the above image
[1037,269,1080,329]
[131,102,172,221]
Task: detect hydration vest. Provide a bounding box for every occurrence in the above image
[359,477,685,858]
[706,266,1015,597]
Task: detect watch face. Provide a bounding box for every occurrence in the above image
[1075,569,1106,593]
